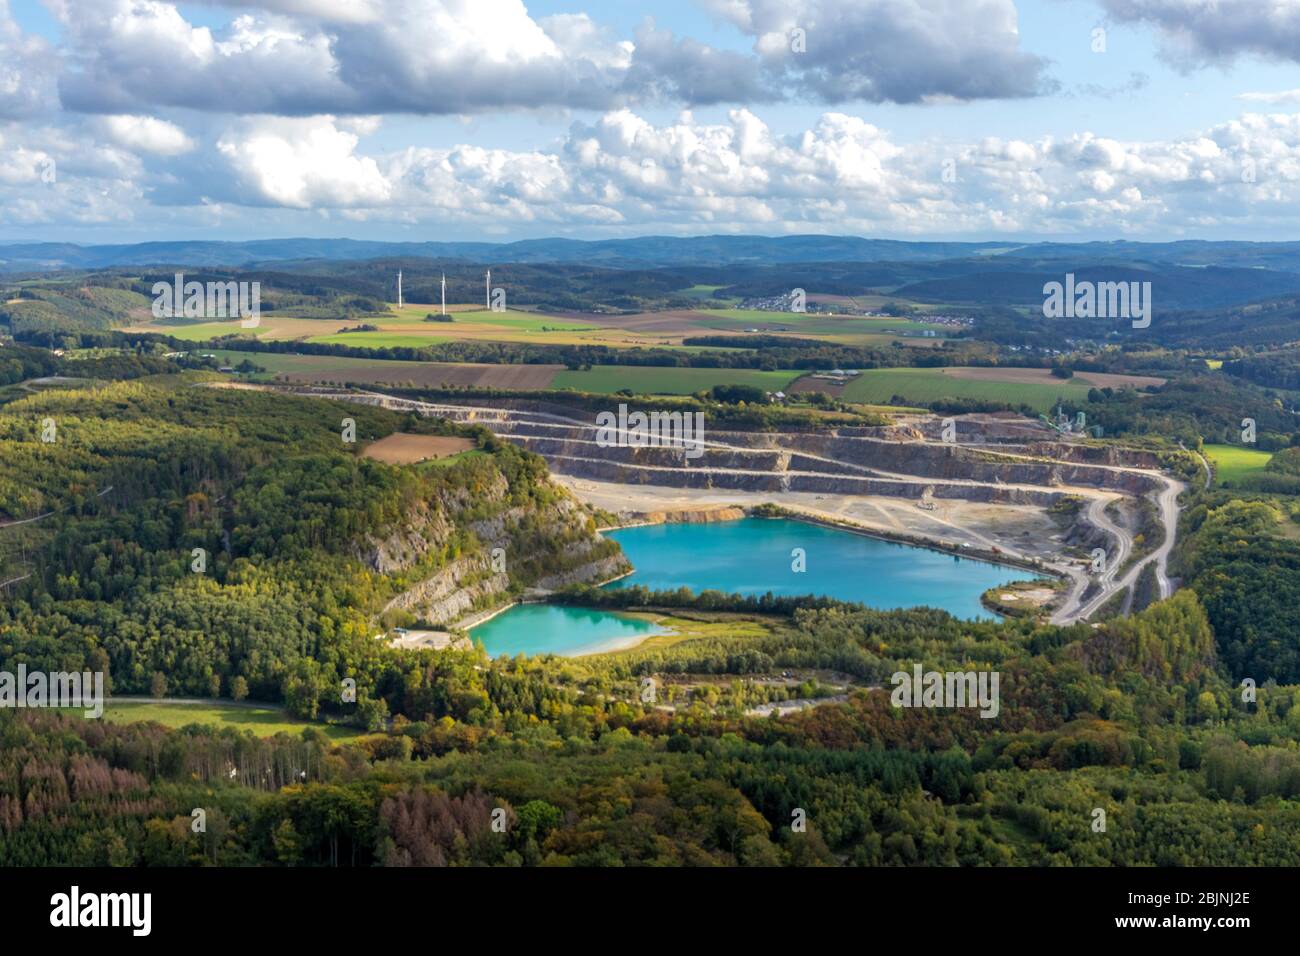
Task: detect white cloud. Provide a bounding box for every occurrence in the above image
[208,0,386,23]
[702,0,1053,103]
[8,1,1300,240]
[43,0,1055,116]
[0,123,146,228]
[1093,0,1300,69]
[54,1,351,115]
[539,13,634,72]
[100,115,195,156]
[216,117,392,207]
[0,0,58,120]
[127,107,1300,238]
[1238,89,1300,105]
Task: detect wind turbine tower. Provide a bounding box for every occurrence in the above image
[397,270,403,309]
[441,274,446,316]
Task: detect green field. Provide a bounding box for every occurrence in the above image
[382,304,596,328]
[551,365,800,395]
[420,449,488,469]
[1205,444,1273,483]
[838,367,1094,413]
[100,699,364,740]
[205,350,425,379]
[146,321,271,342]
[306,308,602,348]
[680,284,741,303]
[305,330,456,348]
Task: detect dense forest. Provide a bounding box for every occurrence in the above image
[4,587,1300,867]
[1,369,1299,866]
[0,376,621,729]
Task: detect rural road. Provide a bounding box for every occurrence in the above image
[0,485,114,531]
[1052,473,1183,623]
[1051,495,1130,624]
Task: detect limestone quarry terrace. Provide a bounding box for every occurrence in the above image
[326,390,1167,503]
[279,385,1188,627]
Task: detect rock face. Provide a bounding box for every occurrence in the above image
[536,554,629,590]
[383,555,511,626]
[353,499,455,575]
[634,506,747,525]
[362,469,629,628]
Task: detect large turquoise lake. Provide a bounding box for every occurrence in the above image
[470,518,1035,657]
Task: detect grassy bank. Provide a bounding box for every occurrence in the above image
[99,699,366,740]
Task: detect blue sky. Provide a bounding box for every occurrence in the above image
[4,0,1300,244]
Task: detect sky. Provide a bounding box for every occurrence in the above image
[4,0,1300,244]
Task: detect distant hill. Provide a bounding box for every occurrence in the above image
[8,234,1300,274]
[894,263,1300,311]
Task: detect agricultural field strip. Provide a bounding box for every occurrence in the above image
[1204,444,1273,483]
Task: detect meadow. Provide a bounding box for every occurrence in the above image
[208,350,799,395]
[205,350,560,388]
[838,367,1096,413]
[551,365,800,395]
[1204,443,1274,483]
[124,301,953,351]
[99,700,364,740]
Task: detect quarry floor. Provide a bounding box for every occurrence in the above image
[554,476,1071,572]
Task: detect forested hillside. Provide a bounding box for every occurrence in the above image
[1,368,1298,868]
[4,588,1300,867]
[0,377,621,727]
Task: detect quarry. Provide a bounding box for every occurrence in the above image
[276,386,1188,626]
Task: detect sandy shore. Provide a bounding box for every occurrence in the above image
[557,476,1065,570]
[453,603,517,631]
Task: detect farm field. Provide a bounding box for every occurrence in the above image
[121,314,362,342]
[125,305,609,347]
[208,350,797,395]
[99,700,364,740]
[941,367,1166,389]
[311,304,615,346]
[551,365,801,395]
[1205,444,1274,483]
[838,367,1097,413]
[680,284,740,303]
[706,308,951,333]
[543,308,950,348]
[206,350,564,389]
[361,433,476,464]
[306,309,636,348]
[126,302,956,350]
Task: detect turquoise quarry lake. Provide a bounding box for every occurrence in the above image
[470,518,1036,657]
[468,603,668,658]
